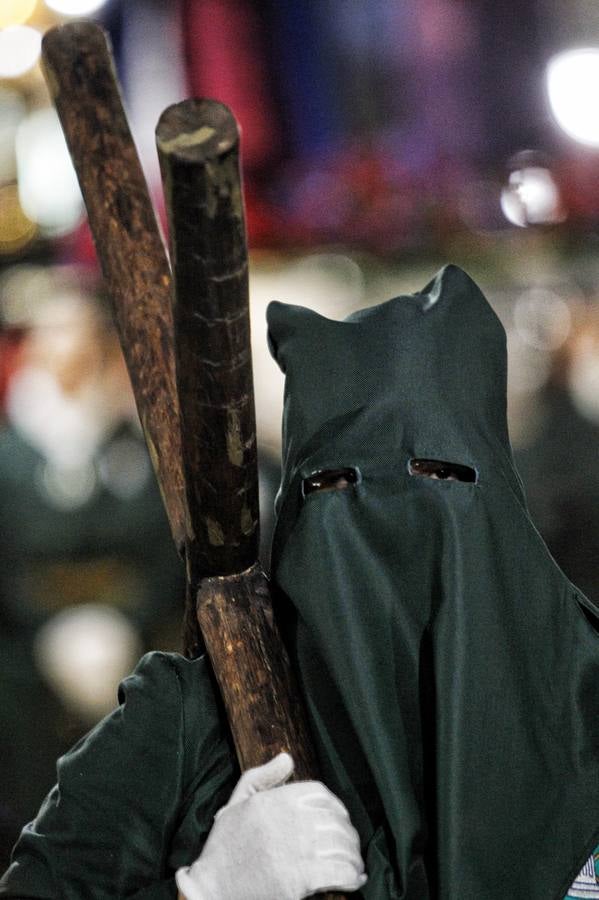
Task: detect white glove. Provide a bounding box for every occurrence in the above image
[176,752,367,900]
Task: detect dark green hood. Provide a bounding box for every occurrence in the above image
[267,265,599,899]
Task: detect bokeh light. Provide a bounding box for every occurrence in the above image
[567,327,599,424]
[0,25,41,79]
[0,0,37,29]
[0,263,60,324]
[16,107,83,236]
[513,287,572,350]
[547,48,599,147]
[0,183,37,253]
[44,0,108,16]
[500,167,564,227]
[34,605,142,720]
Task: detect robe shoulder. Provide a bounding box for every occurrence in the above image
[0,651,238,899]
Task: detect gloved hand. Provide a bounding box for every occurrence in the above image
[176,751,367,900]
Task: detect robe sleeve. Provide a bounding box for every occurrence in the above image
[0,651,238,899]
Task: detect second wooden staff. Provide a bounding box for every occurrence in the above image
[155,99,317,775]
[157,101,345,899]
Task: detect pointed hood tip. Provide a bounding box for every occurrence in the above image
[266,266,500,356]
[419,263,476,311]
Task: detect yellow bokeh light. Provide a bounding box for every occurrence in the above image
[0,183,37,253]
[0,0,37,29]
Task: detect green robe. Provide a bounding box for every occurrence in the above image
[0,653,237,899]
[266,264,599,898]
[3,265,599,898]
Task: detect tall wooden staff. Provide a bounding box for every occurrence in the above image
[41,22,344,900]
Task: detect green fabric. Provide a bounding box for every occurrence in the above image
[0,652,238,899]
[266,264,599,899]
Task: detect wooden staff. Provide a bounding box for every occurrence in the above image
[42,23,345,900]
[39,23,204,655]
[155,97,319,775]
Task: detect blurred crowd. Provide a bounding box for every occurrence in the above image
[0,267,186,863]
[514,295,599,608]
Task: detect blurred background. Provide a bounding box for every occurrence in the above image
[2,0,599,869]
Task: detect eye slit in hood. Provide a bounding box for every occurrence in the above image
[302,466,360,496]
[409,458,478,483]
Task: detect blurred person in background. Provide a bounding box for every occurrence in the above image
[0,267,184,868]
[515,299,599,610]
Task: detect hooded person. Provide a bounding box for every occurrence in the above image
[1,264,598,900]
[266,262,599,898]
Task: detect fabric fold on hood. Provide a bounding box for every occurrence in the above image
[266,264,599,900]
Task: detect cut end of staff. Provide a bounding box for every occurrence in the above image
[156,99,239,163]
[41,22,116,106]
[42,20,110,64]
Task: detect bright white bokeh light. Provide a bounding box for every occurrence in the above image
[547,48,599,147]
[513,287,571,350]
[0,25,41,78]
[500,167,563,227]
[44,0,108,15]
[16,107,83,236]
[34,605,142,720]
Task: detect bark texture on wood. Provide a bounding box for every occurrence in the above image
[196,564,317,774]
[196,566,344,900]
[41,24,201,656]
[40,26,183,544]
[156,99,259,588]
